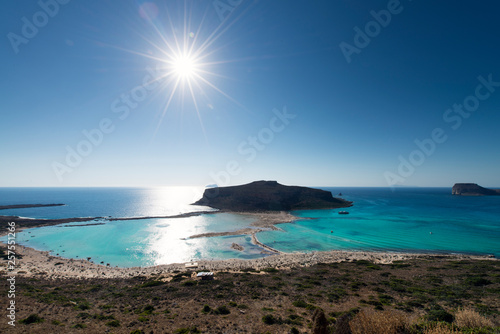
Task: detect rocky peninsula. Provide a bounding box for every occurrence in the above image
[0,203,65,210]
[452,183,500,196]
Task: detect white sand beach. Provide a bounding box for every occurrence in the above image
[1,240,496,281]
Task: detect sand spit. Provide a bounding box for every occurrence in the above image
[189,211,299,239]
[1,242,496,281]
[188,211,300,254]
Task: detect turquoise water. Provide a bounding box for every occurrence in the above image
[1,187,499,267]
[259,188,500,257]
[11,213,267,267]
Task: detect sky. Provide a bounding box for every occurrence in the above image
[1,0,499,188]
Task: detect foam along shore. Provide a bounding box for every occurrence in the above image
[1,242,496,280]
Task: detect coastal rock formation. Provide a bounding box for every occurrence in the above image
[452,183,500,196]
[193,181,352,211]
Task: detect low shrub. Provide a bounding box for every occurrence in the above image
[130,330,145,334]
[262,314,281,325]
[454,307,494,329]
[292,300,309,308]
[106,320,120,327]
[182,280,197,287]
[201,305,211,314]
[140,280,165,288]
[19,314,44,324]
[465,276,492,287]
[426,305,454,323]
[213,305,230,315]
[422,323,462,334]
[349,309,407,334]
[174,327,201,334]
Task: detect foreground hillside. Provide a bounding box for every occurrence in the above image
[1,258,499,333]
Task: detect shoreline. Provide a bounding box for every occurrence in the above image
[1,241,497,280]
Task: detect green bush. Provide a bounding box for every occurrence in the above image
[426,305,454,323]
[106,320,120,327]
[140,280,165,288]
[19,314,44,324]
[174,326,201,333]
[182,280,197,286]
[75,301,91,310]
[292,300,309,308]
[201,304,211,314]
[76,312,91,319]
[262,314,279,325]
[130,330,145,334]
[214,305,230,315]
[142,304,154,315]
[466,277,492,286]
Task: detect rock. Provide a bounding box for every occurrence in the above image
[452,183,500,196]
[231,243,244,251]
[312,309,329,334]
[193,180,353,211]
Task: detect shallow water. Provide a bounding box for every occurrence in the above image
[1,187,499,267]
[13,213,268,267]
[259,187,500,257]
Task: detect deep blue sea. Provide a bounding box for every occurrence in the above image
[1,187,499,267]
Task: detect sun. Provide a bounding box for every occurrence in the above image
[129,2,247,137]
[172,53,198,79]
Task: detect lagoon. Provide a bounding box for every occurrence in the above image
[1,187,499,267]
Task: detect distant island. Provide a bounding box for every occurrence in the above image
[452,183,500,196]
[193,180,352,211]
[0,203,65,210]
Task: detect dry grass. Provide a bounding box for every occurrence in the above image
[454,307,495,329]
[349,309,408,334]
[423,323,463,334]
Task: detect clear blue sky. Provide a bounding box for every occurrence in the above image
[1,0,499,187]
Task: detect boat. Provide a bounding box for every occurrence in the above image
[338,211,349,215]
[338,192,343,196]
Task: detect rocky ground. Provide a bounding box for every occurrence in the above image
[1,255,499,333]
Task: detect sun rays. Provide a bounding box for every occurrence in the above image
[121,1,253,140]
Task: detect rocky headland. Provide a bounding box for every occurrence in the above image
[193,180,352,211]
[0,203,65,210]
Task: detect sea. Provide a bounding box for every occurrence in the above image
[0,187,499,268]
